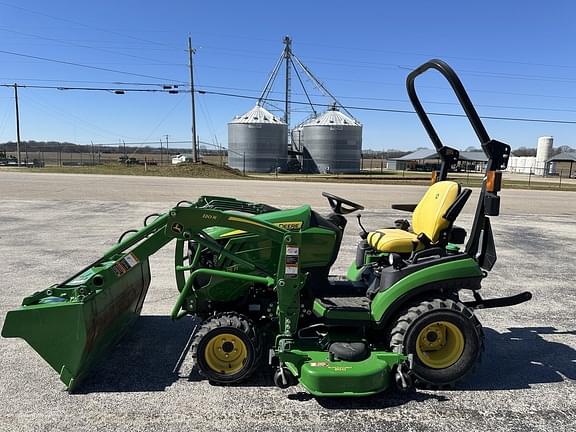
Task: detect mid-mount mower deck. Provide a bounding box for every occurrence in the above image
[2,59,532,397]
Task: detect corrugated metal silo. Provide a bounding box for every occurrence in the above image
[290,125,304,151]
[301,107,362,173]
[228,105,288,173]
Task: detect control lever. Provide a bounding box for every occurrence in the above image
[357,214,368,239]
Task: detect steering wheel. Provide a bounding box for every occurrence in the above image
[322,192,365,215]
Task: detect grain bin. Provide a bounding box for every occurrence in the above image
[301,107,362,173]
[228,105,288,173]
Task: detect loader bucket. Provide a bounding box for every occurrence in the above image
[1,255,151,391]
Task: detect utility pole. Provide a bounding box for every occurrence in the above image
[164,134,169,159]
[188,36,198,163]
[13,83,21,166]
[283,36,292,128]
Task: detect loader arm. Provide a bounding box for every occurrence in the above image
[1,197,306,390]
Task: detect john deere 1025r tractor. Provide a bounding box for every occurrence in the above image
[2,59,531,397]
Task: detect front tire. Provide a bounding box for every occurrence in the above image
[390,298,483,387]
[191,313,261,384]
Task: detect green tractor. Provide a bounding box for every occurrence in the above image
[2,59,531,396]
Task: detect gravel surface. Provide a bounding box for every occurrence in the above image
[0,172,574,432]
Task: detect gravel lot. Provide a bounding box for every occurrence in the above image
[0,172,574,432]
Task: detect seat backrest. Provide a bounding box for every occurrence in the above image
[412,181,461,243]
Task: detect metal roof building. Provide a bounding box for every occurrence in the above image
[387,149,487,171]
[547,152,576,163]
[391,149,487,162]
[547,152,576,177]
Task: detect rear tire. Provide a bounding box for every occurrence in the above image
[191,313,261,384]
[389,298,483,388]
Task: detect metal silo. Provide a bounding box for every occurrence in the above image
[290,125,304,151]
[228,105,288,173]
[301,107,362,173]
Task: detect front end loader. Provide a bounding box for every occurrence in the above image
[2,59,532,396]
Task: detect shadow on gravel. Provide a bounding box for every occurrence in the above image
[288,390,448,409]
[77,316,196,393]
[187,365,276,387]
[76,320,575,395]
[463,326,576,391]
[76,315,276,393]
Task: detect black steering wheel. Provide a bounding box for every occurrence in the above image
[322,192,364,215]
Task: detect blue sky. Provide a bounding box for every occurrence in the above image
[1,1,575,151]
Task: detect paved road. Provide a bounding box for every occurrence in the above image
[0,172,574,432]
[0,171,574,215]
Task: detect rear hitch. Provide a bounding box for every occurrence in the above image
[465,291,532,309]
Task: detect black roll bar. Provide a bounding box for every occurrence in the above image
[407,59,491,149]
[406,59,512,265]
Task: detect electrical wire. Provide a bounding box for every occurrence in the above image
[2,84,576,126]
[23,93,136,140]
[4,45,576,102]
[5,78,576,113]
[196,89,576,125]
[3,82,576,125]
[141,95,187,143]
[0,27,177,66]
[0,49,186,83]
[0,1,174,48]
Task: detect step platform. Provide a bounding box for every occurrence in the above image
[312,296,371,322]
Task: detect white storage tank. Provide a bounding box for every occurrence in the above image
[228,105,288,173]
[536,136,553,176]
[549,161,558,175]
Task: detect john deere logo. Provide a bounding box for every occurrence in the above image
[277,221,303,230]
[171,223,183,234]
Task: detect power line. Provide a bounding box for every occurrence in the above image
[4,44,576,102]
[0,1,174,48]
[196,89,576,126]
[0,83,177,93]
[5,78,576,112]
[0,49,186,83]
[23,93,137,140]
[3,82,576,125]
[0,77,175,86]
[157,31,576,71]
[0,27,177,66]
[6,25,576,87]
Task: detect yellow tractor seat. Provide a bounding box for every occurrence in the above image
[367,229,422,254]
[367,181,468,253]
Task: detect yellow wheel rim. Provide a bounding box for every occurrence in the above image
[415,321,465,369]
[204,333,248,375]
